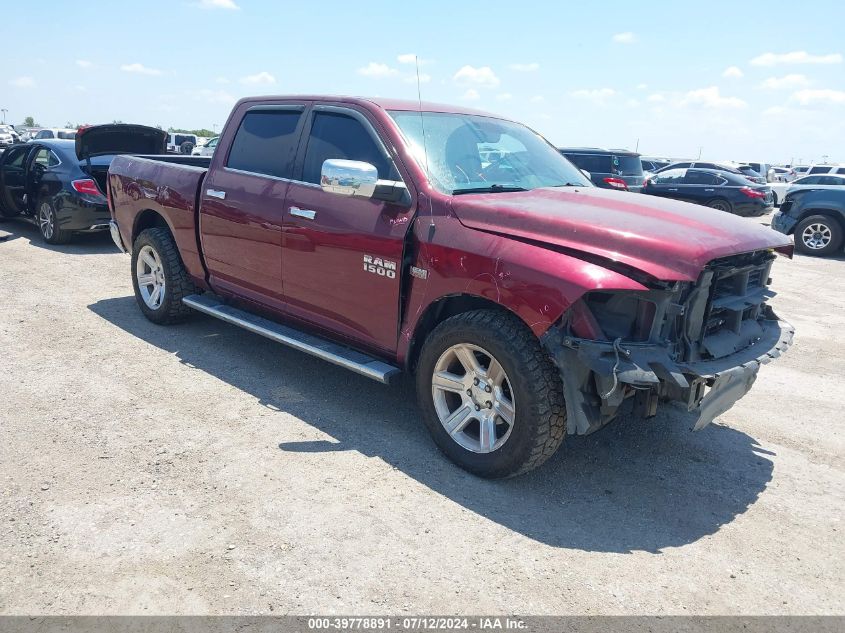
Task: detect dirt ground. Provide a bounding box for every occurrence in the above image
[0,218,843,615]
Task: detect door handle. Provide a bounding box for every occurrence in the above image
[206,189,226,200]
[705,189,714,192]
[668,188,678,192]
[290,206,316,220]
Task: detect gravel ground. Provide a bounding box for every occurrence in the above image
[0,218,843,615]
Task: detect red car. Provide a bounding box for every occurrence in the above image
[107,96,794,478]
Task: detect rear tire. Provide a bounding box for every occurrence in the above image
[415,310,566,478]
[707,198,733,214]
[794,215,843,256]
[131,227,195,324]
[38,200,71,244]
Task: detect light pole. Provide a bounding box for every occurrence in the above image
[1,109,7,124]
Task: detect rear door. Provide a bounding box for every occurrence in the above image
[281,104,415,353]
[681,169,723,205]
[199,103,308,311]
[645,168,686,199]
[0,145,34,216]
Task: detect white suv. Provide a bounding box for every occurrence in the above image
[806,163,845,177]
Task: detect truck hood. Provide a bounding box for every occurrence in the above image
[449,187,792,281]
[75,124,167,160]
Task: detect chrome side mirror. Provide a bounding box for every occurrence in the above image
[321,159,378,198]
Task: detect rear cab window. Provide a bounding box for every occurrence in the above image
[612,154,643,176]
[226,108,304,179]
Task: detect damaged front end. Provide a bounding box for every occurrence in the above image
[542,249,794,434]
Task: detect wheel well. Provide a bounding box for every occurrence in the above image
[797,208,844,230]
[133,209,170,244]
[405,294,519,372]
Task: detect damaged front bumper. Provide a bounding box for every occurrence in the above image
[543,316,794,435]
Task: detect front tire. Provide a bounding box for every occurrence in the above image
[794,214,843,256]
[415,310,566,478]
[38,200,71,244]
[131,227,195,324]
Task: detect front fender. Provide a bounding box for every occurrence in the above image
[397,216,649,364]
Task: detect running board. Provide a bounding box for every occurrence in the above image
[182,294,401,384]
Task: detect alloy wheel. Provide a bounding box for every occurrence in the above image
[801,223,832,250]
[136,245,166,309]
[431,343,515,453]
[39,203,54,239]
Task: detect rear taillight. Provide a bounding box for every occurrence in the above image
[603,177,629,190]
[71,178,102,196]
[740,186,766,199]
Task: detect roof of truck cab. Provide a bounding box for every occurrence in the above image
[235,95,501,118]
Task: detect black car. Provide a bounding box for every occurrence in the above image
[0,124,167,244]
[642,167,773,216]
[654,160,766,184]
[772,188,845,256]
[559,147,645,192]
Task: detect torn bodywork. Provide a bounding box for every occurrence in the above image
[542,249,795,434]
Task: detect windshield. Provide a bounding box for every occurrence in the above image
[389,110,591,194]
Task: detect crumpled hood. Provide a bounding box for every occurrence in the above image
[450,187,792,281]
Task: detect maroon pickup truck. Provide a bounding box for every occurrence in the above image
[107,95,794,478]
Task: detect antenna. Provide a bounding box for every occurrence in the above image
[415,55,435,229]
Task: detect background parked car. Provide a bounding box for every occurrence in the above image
[771,174,845,205]
[192,136,219,156]
[806,163,845,176]
[743,162,775,182]
[655,160,766,184]
[642,167,773,216]
[771,166,795,182]
[640,157,672,172]
[0,126,17,150]
[772,188,845,256]
[0,124,166,244]
[31,128,77,140]
[559,147,645,192]
[166,132,198,154]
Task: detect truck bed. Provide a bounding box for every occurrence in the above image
[108,155,210,285]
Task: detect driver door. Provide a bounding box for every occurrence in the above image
[281,105,414,353]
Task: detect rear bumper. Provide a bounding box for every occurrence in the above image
[543,314,794,434]
[55,199,111,232]
[110,220,127,253]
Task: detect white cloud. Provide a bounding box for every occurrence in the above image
[760,74,810,90]
[194,0,240,9]
[460,89,480,101]
[612,32,636,44]
[120,63,162,76]
[358,62,399,78]
[74,85,87,92]
[570,88,615,104]
[790,88,845,105]
[636,83,648,90]
[647,93,665,103]
[762,106,789,116]
[215,76,230,84]
[9,76,35,88]
[722,66,744,79]
[626,99,641,107]
[240,71,276,85]
[680,86,747,109]
[76,60,93,69]
[750,51,843,66]
[507,62,539,72]
[403,73,431,84]
[496,93,512,101]
[453,65,500,88]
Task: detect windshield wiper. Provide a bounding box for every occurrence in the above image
[452,184,528,195]
[551,183,584,187]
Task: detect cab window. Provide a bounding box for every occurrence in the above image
[301,111,399,184]
[33,148,60,168]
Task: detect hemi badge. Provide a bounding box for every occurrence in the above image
[410,266,428,280]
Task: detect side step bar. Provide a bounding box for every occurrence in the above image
[182,294,401,384]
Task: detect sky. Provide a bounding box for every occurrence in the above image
[2,0,844,164]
